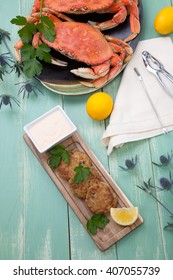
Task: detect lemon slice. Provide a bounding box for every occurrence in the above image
[110,207,139,226]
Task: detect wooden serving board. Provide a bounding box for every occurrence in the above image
[24,132,143,251]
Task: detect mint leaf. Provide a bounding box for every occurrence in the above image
[48,145,70,169]
[86,214,109,235]
[73,165,90,184]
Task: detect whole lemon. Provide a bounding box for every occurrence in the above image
[154,6,173,34]
[86,92,113,120]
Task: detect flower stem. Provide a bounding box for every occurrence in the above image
[170,189,173,197]
[3,38,13,58]
[40,0,44,14]
[150,192,173,216]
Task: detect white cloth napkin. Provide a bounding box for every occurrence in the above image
[102,37,173,155]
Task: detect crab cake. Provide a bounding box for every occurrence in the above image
[57,150,75,180]
[57,149,95,180]
[69,175,100,199]
[85,181,118,214]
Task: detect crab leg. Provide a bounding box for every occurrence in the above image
[94,55,123,88]
[105,35,133,62]
[89,5,127,31]
[124,0,140,42]
[14,40,23,63]
[89,0,140,42]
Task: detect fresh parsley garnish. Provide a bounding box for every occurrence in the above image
[73,165,90,184]
[20,43,51,77]
[86,214,109,235]
[48,145,70,170]
[37,16,55,42]
[11,16,36,43]
[11,12,55,78]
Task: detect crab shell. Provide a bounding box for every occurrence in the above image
[41,21,113,66]
[32,0,140,43]
[32,0,115,14]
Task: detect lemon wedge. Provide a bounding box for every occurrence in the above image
[110,207,139,226]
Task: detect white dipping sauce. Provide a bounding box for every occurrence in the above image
[25,107,76,152]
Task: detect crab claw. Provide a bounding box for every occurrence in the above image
[51,57,68,67]
[80,61,123,89]
[71,68,100,80]
[71,60,110,80]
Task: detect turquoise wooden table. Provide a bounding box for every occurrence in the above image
[0,0,173,260]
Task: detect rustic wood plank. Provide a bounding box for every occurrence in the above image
[0,0,173,260]
[0,0,26,260]
[23,132,143,251]
[150,132,173,260]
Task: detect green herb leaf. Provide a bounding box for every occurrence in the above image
[86,219,97,235]
[48,155,61,170]
[20,43,43,77]
[73,165,90,184]
[18,23,36,43]
[86,214,110,235]
[21,44,36,61]
[11,16,27,26]
[23,57,42,78]
[48,145,70,169]
[11,12,56,78]
[91,214,110,229]
[20,43,51,77]
[37,16,55,42]
[36,43,51,63]
[42,26,56,42]
[41,16,55,29]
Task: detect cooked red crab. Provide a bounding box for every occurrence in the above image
[32,0,140,42]
[40,15,133,88]
[14,13,133,88]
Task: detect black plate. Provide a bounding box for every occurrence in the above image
[37,0,143,95]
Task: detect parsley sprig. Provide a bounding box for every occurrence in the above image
[48,145,70,169]
[73,165,90,184]
[87,214,109,235]
[11,10,55,78]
